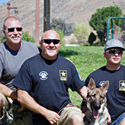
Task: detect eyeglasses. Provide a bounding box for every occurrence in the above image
[43,39,60,45]
[8,27,22,32]
[105,49,123,54]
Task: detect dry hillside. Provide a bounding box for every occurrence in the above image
[0,0,125,38]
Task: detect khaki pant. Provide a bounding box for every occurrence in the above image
[57,106,83,125]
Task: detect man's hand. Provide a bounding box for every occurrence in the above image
[17,104,26,113]
[107,112,111,124]
[44,109,60,124]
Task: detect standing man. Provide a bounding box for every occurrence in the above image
[12,30,87,125]
[0,16,39,124]
[82,39,125,125]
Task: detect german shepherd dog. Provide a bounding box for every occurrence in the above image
[84,78,109,125]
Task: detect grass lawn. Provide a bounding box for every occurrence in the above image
[59,46,125,106]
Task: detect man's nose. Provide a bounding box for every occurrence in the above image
[49,41,55,46]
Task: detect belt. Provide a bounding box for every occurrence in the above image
[58,104,80,115]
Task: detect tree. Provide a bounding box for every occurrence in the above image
[89,5,123,42]
[51,18,66,33]
[50,18,74,36]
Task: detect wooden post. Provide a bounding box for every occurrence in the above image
[35,0,40,46]
[44,0,50,32]
[7,2,17,17]
[7,2,10,17]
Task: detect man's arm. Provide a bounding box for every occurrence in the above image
[0,81,17,100]
[0,78,27,113]
[77,86,87,101]
[77,86,88,116]
[17,88,60,124]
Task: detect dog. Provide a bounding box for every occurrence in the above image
[84,78,109,125]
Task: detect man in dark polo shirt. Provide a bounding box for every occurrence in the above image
[13,30,87,125]
[81,39,125,125]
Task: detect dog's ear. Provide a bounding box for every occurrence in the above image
[88,78,96,90]
[100,80,109,93]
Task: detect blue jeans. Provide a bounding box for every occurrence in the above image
[110,112,125,125]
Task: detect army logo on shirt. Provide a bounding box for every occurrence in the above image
[119,80,125,91]
[39,71,48,80]
[59,70,67,81]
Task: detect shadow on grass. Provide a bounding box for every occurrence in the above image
[59,50,80,57]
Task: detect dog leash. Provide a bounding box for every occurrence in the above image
[58,104,80,115]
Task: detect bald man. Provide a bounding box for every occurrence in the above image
[0,16,39,124]
[12,30,87,125]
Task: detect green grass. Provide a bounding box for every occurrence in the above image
[59,46,125,106]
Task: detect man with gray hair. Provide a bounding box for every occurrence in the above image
[81,39,125,125]
[0,16,39,124]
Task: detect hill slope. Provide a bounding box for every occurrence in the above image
[0,0,125,37]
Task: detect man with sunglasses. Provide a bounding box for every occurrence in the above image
[81,39,125,125]
[12,30,87,125]
[0,16,39,124]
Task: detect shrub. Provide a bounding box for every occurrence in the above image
[0,31,35,43]
[0,35,6,43]
[73,21,90,42]
[22,31,35,43]
[54,29,65,46]
[88,32,96,45]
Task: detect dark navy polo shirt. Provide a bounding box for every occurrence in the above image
[85,65,125,122]
[13,54,85,124]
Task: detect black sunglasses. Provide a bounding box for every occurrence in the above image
[43,39,60,45]
[105,48,123,54]
[8,27,22,32]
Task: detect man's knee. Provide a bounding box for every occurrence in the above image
[70,113,83,124]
